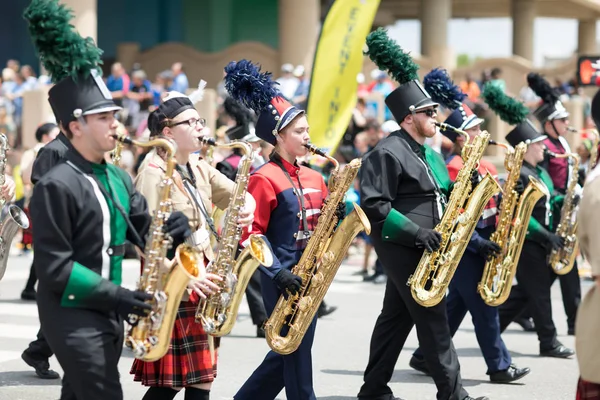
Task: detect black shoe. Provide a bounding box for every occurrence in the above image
[568,327,575,336]
[409,356,430,375]
[515,317,535,332]
[20,290,36,301]
[317,305,337,318]
[540,345,575,359]
[21,351,60,379]
[489,364,531,383]
[256,325,265,338]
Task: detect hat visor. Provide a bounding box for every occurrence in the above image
[462,116,484,131]
[279,108,305,131]
[548,110,570,120]
[413,98,440,112]
[528,134,547,144]
[83,105,123,116]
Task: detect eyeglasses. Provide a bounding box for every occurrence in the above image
[415,108,438,117]
[169,117,207,129]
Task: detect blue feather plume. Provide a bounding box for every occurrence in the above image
[423,68,466,110]
[224,60,280,115]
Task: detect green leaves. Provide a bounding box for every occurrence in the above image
[24,0,103,83]
[364,28,419,84]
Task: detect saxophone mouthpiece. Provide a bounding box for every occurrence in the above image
[544,148,558,158]
[112,133,133,145]
[196,135,216,147]
[303,143,327,158]
[566,126,579,133]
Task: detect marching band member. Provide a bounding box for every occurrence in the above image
[131,91,256,400]
[224,60,336,400]
[574,90,600,400]
[24,1,192,398]
[484,85,575,359]
[409,69,530,384]
[529,72,581,336]
[357,30,486,400]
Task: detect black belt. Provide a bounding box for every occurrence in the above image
[107,244,126,257]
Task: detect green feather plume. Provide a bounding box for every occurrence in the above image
[364,28,419,84]
[482,84,529,125]
[24,0,103,83]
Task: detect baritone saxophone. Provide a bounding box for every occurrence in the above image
[264,144,371,355]
[194,136,273,336]
[408,123,502,307]
[478,141,548,306]
[113,133,207,361]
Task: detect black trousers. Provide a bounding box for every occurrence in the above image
[24,261,37,292]
[25,327,53,360]
[498,241,559,351]
[245,269,267,326]
[39,299,125,400]
[358,236,468,400]
[550,260,581,331]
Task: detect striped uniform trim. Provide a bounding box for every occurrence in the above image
[82,175,111,279]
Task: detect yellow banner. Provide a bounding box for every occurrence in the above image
[307,0,380,153]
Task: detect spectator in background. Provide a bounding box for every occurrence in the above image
[519,73,541,112]
[126,70,153,130]
[292,65,309,109]
[7,59,20,74]
[367,69,394,121]
[487,67,506,92]
[20,65,38,90]
[106,62,130,107]
[276,63,300,100]
[170,62,189,93]
[460,73,481,106]
[151,70,172,108]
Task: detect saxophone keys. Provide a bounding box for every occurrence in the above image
[297,296,313,311]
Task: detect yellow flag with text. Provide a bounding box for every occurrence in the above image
[307,0,380,153]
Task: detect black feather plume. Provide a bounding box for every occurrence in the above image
[365,28,419,84]
[224,60,280,115]
[482,84,529,125]
[423,68,466,110]
[24,0,103,83]
[527,72,559,104]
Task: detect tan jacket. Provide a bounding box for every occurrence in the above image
[575,168,600,383]
[135,149,234,259]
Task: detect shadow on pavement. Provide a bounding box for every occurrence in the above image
[0,370,61,387]
[321,369,489,387]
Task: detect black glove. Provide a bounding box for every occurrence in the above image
[470,169,481,190]
[114,287,153,321]
[514,178,525,195]
[572,193,581,207]
[273,269,303,298]
[164,211,192,247]
[477,239,501,260]
[546,233,566,251]
[414,228,442,252]
[335,202,346,221]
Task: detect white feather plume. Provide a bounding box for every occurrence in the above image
[188,79,207,104]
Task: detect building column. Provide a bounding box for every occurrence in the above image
[278,0,319,69]
[578,19,597,55]
[421,0,452,68]
[512,0,535,61]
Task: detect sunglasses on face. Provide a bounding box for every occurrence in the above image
[169,117,207,129]
[415,108,438,117]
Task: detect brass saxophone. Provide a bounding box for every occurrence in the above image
[113,133,207,361]
[546,150,580,275]
[0,133,29,281]
[478,141,548,306]
[111,124,127,168]
[567,127,599,175]
[265,144,371,355]
[194,136,274,336]
[408,123,502,307]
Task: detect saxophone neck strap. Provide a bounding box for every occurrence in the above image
[176,163,220,243]
[271,156,309,237]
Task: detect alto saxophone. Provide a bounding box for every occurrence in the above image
[408,123,502,307]
[194,136,274,336]
[546,150,580,275]
[111,124,127,168]
[0,133,29,281]
[265,144,371,355]
[567,127,599,175]
[478,141,548,306]
[113,133,207,361]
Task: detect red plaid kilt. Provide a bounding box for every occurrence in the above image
[130,298,219,387]
[577,378,600,400]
